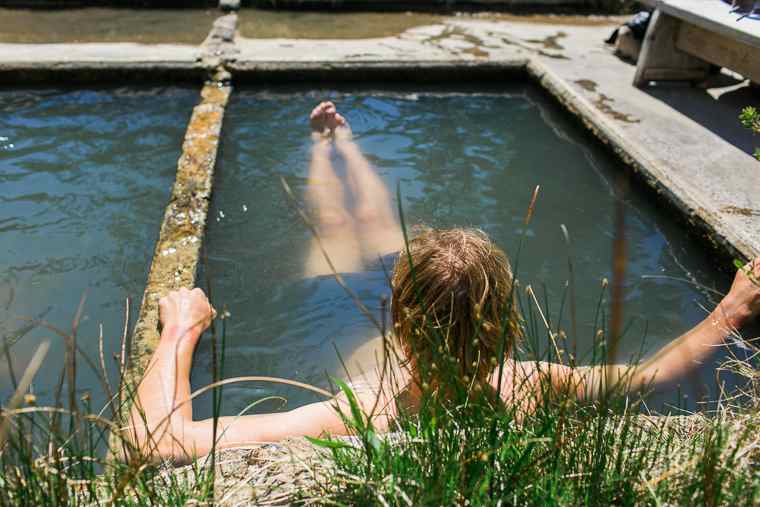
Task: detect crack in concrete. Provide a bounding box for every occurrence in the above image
[722,205,760,217]
[201,12,239,81]
[498,34,569,60]
[593,93,640,124]
[524,31,567,50]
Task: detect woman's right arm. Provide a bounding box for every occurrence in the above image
[159,397,352,463]
[126,288,354,465]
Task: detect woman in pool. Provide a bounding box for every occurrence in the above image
[129,102,760,463]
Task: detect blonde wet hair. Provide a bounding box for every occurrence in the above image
[390,227,522,391]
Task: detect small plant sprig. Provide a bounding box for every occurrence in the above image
[734,258,760,287]
[739,106,760,161]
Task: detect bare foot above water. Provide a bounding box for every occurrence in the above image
[309,101,352,140]
[309,101,340,134]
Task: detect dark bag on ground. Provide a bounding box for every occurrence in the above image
[605,11,651,62]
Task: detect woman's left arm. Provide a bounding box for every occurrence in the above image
[619,257,760,393]
[543,258,760,400]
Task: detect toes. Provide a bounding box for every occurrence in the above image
[310,102,328,119]
[311,102,342,133]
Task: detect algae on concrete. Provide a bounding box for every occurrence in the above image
[238,9,442,39]
[0,8,218,44]
[119,83,231,429]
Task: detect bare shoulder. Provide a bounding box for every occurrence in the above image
[343,333,403,381]
[488,360,541,387]
[489,360,576,410]
[332,379,398,433]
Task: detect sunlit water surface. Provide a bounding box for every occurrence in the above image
[195,86,735,418]
[0,87,196,409]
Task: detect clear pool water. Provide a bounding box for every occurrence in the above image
[195,85,733,418]
[0,86,196,409]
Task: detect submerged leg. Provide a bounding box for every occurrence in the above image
[335,118,404,264]
[303,103,362,277]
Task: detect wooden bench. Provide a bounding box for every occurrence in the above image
[634,0,760,87]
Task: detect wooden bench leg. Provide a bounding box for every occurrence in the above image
[633,9,712,88]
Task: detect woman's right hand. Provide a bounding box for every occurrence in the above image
[718,258,760,329]
[159,287,215,341]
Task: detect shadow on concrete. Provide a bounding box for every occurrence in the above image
[644,74,759,157]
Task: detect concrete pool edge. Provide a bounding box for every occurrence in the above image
[0,53,755,261]
[525,58,758,264]
[226,59,528,81]
[213,58,759,265]
[0,12,238,84]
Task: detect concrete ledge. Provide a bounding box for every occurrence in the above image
[0,43,206,83]
[0,42,201,63]
[243,0,595,9]
[119,83,231,426]
[0,62,207,84]
[228,59,527,82]
[528,58,759,263]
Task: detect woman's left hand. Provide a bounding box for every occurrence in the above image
[717,258,760,329]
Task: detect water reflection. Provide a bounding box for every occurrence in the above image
[0,86,196,409]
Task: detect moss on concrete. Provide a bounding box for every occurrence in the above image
[118,82,231,431]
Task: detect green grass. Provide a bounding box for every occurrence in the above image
[2,297,757,506]
[739,106,760,161]
[0,302,221,506]
[1,186,758,505]
[306,366,759,506]
[302,184,760,506]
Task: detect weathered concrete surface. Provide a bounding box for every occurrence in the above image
[0,8,218,45]
[233,23,531,63]
[0,43,205,83]
[0,42,201,63]
[121,83,231,421]
[230,60,526,84]
[238,0,593,7]
[202,12,239,81]
[219,0,240,12]
[167,439,332,505]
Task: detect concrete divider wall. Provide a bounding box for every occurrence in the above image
[124,83,231,400]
